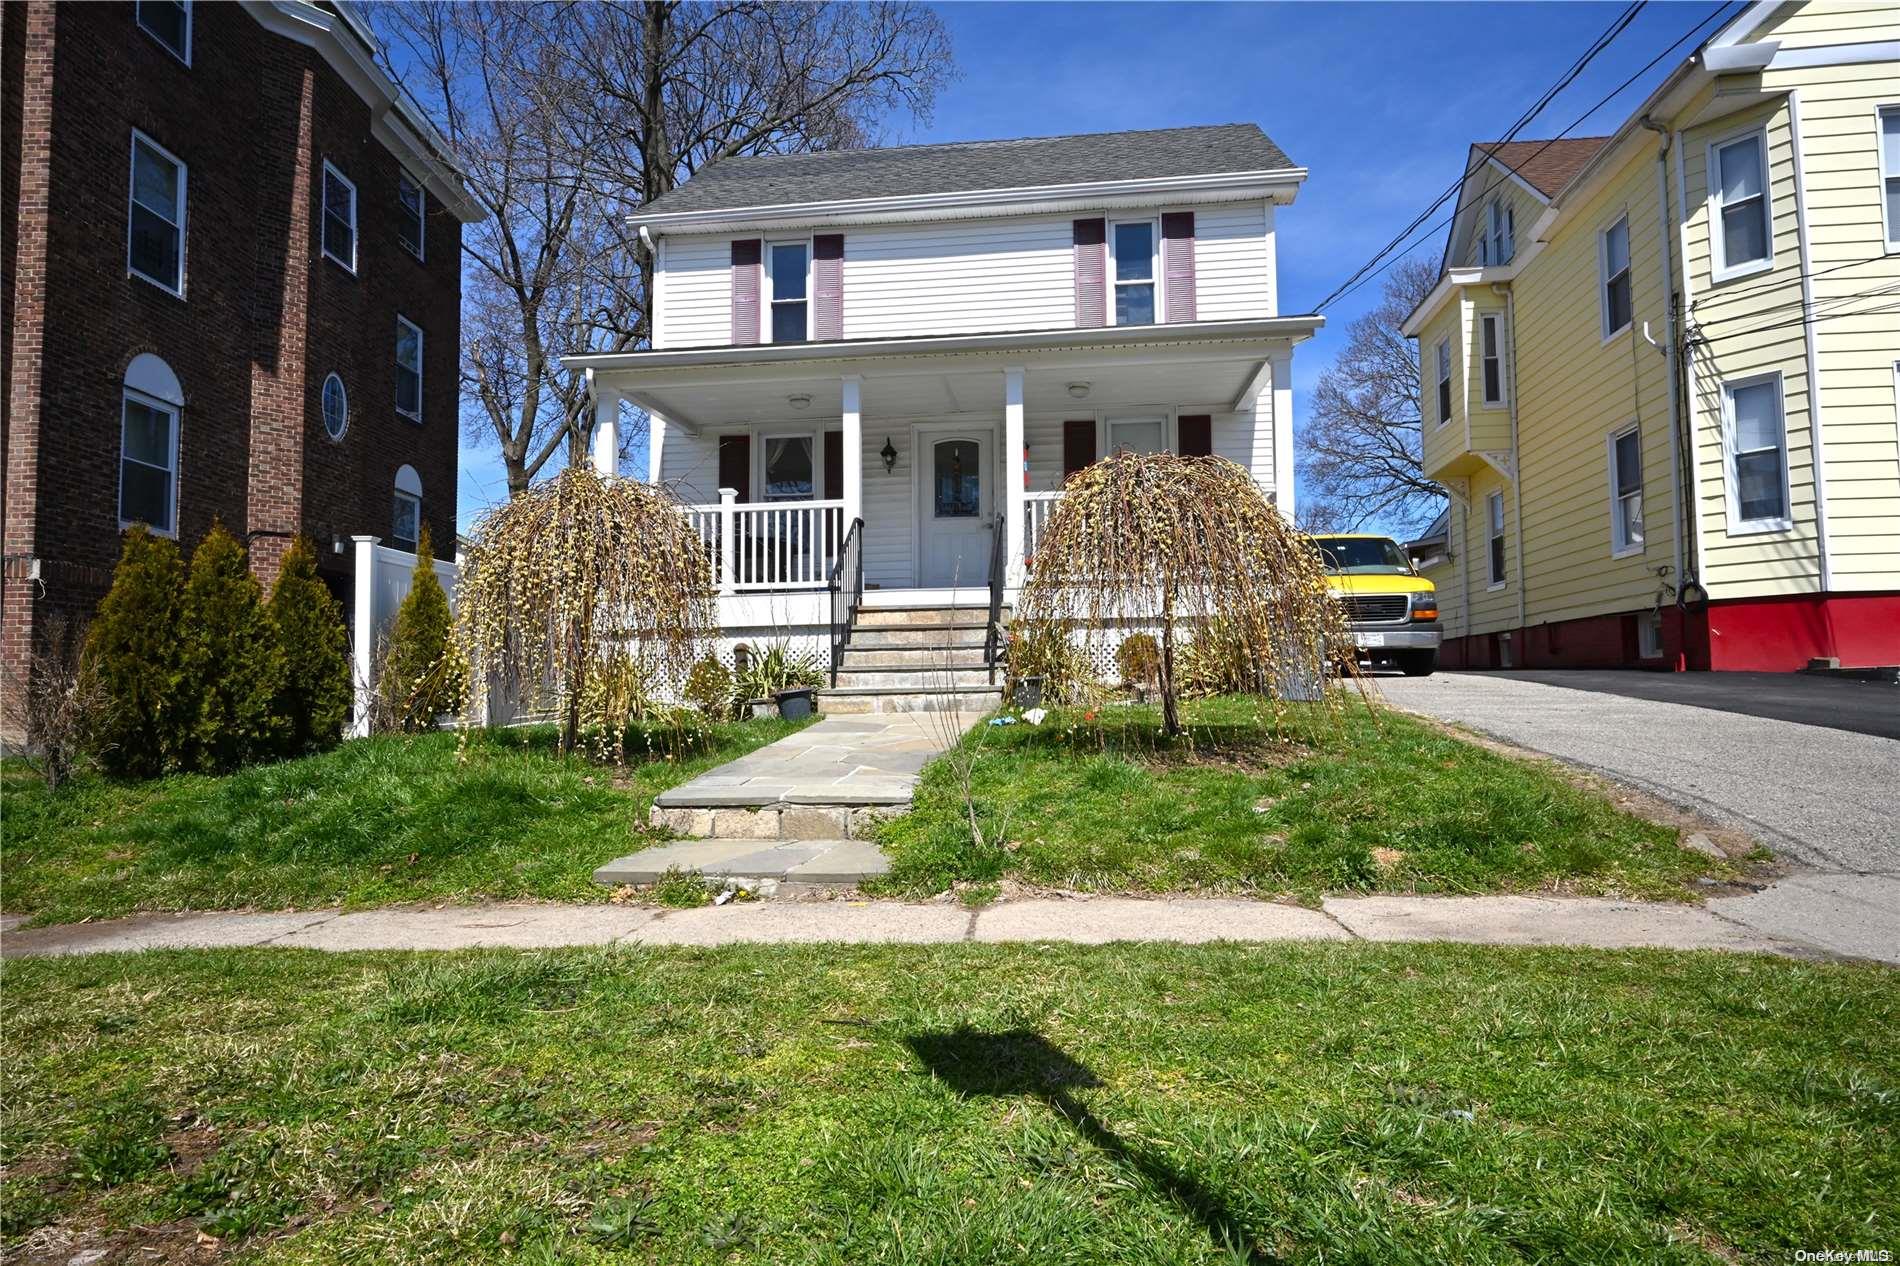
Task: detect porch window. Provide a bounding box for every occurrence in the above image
[1711,129,1771,279]
[1435,339,1452,425]
[763,434,814,501]
[1110,221,1156,326]
[1486,492,1506,589]
[1107,415,1166,455]
[1480,314,1504,407]
[1599,215,1630,338]
[1607,424,1643,556]
[1723,374,1790,531]
[933,440,980,517]
[767,242,809,342]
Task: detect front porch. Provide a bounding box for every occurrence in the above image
[571,318,1319,611]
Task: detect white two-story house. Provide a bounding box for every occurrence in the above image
[568,124,1320,710]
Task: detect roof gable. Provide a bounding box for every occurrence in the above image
[639,123,1296,219]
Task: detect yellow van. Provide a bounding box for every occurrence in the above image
[1309,534,1441,676]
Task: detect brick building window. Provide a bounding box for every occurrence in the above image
[136,0,190,64]
[392,465,423,552]
[322,373,348,441]
[397,170,425,260]
[395,316,423,421]
[120,354,184,536]
[128,132,186,296]
[321,161,357,272]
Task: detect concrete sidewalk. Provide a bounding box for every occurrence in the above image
[4,888,1888,962]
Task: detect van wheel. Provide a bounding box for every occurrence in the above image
[1398,650,1438,677]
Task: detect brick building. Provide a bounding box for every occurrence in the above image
[2,0,477,695]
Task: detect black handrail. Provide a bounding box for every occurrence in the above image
[983,510,1008,685]
[828,517,864,687]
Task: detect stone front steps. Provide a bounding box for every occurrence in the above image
[592,838,889,890]
[818,602,1004,715]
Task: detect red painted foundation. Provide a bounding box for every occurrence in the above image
[1439,592,1900,672]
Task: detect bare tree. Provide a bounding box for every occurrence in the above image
[371,2,953,497]
[1298,258,1445,534]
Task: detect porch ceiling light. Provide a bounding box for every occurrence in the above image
[880,437,898,473]
[788,393,811,410]
[1067,382,1090,399]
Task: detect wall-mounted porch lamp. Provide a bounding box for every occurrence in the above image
[880,437,898,473]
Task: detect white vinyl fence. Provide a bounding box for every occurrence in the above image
[349,535,458,738]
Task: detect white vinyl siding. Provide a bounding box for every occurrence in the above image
[1607,424,1643,556]
[127,131,186,296]
[652,202,1277,348]
[1708,128,1773,282]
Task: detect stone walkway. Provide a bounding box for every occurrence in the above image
[5,888,1890,962]
[654,713,985,809]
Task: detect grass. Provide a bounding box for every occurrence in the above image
[874,695,1733,902]
[0,718,808,925]
[2,942,1894,1263]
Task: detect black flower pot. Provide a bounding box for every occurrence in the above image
[775,688,817,720]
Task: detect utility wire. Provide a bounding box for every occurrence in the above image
[1314,1,1648,309]
[1324,1,1743,313]
[1690,280,1900,328]
[1686,252,1898,311]
[1691,298,1900,344]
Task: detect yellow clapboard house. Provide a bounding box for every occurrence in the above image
[1401,0,1900,671]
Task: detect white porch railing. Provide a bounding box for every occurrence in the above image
[682,494,847,593]
[1024,490,1063,568]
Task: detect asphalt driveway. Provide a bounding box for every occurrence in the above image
[1379,671,1900,962]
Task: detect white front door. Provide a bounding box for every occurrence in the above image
[917,426,995,588]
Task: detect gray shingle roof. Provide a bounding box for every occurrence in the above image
[639,123,1296,218]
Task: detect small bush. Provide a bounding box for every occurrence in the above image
[1115,632,1161,687]
[1003,619,1095,703]
[379,526,463,731]
[684,655,735,718]
[79,526,191,777]
[734,642,825,703]
[268,537,352,755]
[181,522,286,772]
[4,614,107,790]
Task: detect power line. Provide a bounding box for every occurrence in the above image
[1692,280,1900,329]
[1325,1,1744,314]
[1687,251,1898,312]
[1692,297,1900,344]
[1314,1,1649,310]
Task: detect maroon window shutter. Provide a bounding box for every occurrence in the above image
[730,240,762,345]
[1062,419,1096,480]
[1161,212,1197,322]
[812,234,844,340]
[1177,414,1212,457]
[718,434,751,502]
[823,430,843,500]
[1073,218,1106,327]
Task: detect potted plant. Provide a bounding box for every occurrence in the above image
[733,642,827,720]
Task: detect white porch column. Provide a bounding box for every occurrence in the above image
[841,375,863,532]
[1003,366,1026,584]
[1269,348,1295,516]
[349,535,379,739]
[646,411,667,484]
[717,486,739,596]
[592,383,621,477]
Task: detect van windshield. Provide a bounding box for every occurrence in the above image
[1315,538,1412,576]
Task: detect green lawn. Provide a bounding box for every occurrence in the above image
[3,943,1893,1263]
[874,696,1736,902]
[0,719,807,925]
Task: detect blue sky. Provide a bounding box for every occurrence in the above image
[453,0,1732,527]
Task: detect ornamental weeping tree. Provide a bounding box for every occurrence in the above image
[1017,452,1355,736]
[455,467,715,755]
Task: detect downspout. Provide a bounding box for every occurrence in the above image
[1641,117,1689,628]
[1495,283,1525,633]
[1670,130,1708,599]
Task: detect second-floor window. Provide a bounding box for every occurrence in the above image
[1482,200,1514,265]
[1711,129,1771,279]
[322,161,356,272]
[1608,424,1643,555]
[1724,373,1790,531]
[128,132,186,296]
[1880,106,1899,251]
[136,0,190,64]
[1111,220,1157,325]
[396,316,423,421]
[1480,314,1504,407]
[1435,338,1452,425]
[1600,215,1631,338]
[767,242,808,342]
[398,170,425,260]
